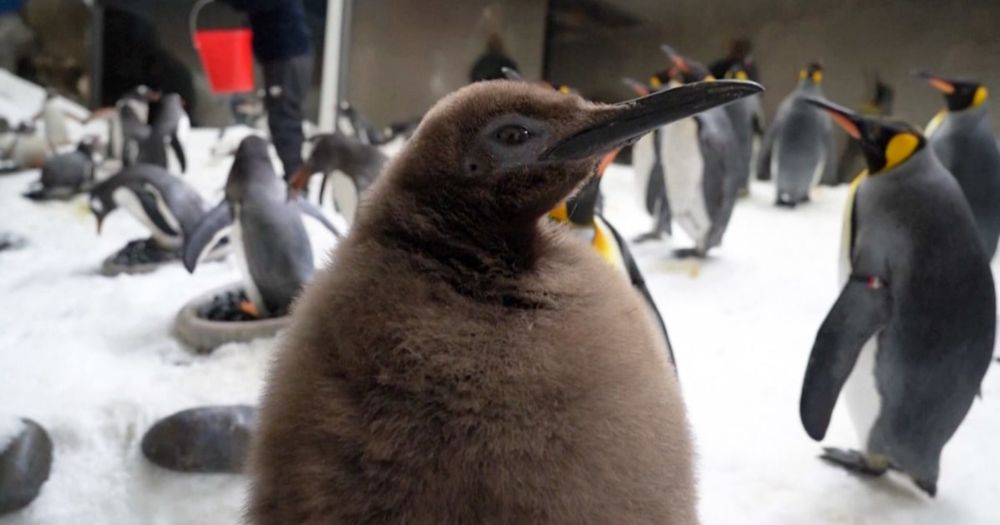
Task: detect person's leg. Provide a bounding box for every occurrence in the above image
[262,53,313,179]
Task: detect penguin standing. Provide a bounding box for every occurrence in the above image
[799,98,995,496]
[25,139,98,200]
[34,89,74,153]
[288,132,387,226]
[137,93,189,174]
[636,45,746,257]
[835,74,894,184]
[89,164,208,252]
[247,78,761,523]
[184,136,339,318]
[757,63,836,206]
[624,77,672,241]
[722,63,765,190]
[916,72,1000,258]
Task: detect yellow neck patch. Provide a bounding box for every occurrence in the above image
[649,76,662,89]
[734,70,748,81]
[881,133,920,172]
[973,86,989,107]
[799,69,807,80]
[812,71,823,84]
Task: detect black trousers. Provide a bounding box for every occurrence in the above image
[262,53,313,179]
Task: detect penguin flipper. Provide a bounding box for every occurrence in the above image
[171,133,187,173]
[293,196,343,238]
[183,202,232,273]
[604,218,676,370]
[800,278,891,441]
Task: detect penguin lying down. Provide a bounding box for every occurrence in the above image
[89,164,221,276]
[24,139,99,201]
[183,136,341,320]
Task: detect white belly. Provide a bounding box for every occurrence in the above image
[113,188,180,248]
[843,337,881,447]
[663,119,709,249]
[810,151,827,187]
[231,211,266,316]
[631,133,655,210]
[328,171,359,226]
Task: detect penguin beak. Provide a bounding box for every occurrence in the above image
[95,216,104,235]
[501,67,524,82]
[288,163,314,195]
[803,97,864,140]
[913,70,957,94]
[596,148,621,177]
[660,44,688,73]
[621,77,651,97]
[543,80,763,162]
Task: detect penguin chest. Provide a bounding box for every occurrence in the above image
[631,133,657,209]
[112,187,180,249]
[327,171,359,226]
[662,119,710,246]
[843,337,881,447]
[230,207,266,316]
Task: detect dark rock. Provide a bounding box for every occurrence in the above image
[141,405,256,473]
[0,418,53,515]
[111,238,180,266]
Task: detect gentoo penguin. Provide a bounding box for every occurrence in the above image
[549,165,677,369]
[636,45,746,257]
[89,164,206,251]
[915,71,1000,258]
[757,63,836,206]
[183,136,339,318]
[835,74,894,184]
[0,120,47,171]
[25,139,98,200]
[138,93,189,174]
[288,132,387,225]
[90,85,154,165]
[623,77,672,241]
[799,98,995,496]
[247,78,762,523]
[33,89,74,152]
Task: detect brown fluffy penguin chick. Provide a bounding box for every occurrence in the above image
[246,78,762,524]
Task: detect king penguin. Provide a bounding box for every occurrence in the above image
[634,45,746,257]
[916,71,1000,259]
[183,136,339,318]
[722,63,765,191]
[624,77,672,241]
[288,132,387,226]
[834,74,894,185]
[799,98,995,496]
[247,78,761,523]
[757,63,836,206]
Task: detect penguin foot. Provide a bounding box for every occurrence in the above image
[914,478,937,498]
[632,231,663,244]
[775,199,797,209]
[819,447,889,476]
[673,248,706,259]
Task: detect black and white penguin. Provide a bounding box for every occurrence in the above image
[137,93,189,174]
[289,132,387,226]
[722,62,765,189]
[915,71,1000,259]
[247,78,760,524]
[24,139,98,200]
[635,45,747,257]
[34,89,74,153]
[757,63,836,206]
[624,77,672,241]
[183,136,339,318]
[799,98,995,497]
[89,164,207,251]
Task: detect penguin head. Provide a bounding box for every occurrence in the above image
[227,135,274,202]
[724,64,751,81]
[387,79,762,223]
[799,62,824,85]
[914,71,988,112]
[806,97,925,174]
[659,44,712,84]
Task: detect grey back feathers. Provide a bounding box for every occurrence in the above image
[91,164,205,239]
[758,82,835,204]
[927,102,1000,258]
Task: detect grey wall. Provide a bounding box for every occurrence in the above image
[345,0,547,127]
[548,0,1000,131]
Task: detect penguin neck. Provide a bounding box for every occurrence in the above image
[945,100,989,123]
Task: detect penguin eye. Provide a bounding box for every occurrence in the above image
[495,125,532,146]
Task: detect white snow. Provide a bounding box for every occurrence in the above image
[0,130,998,524]
[0,415,25,453]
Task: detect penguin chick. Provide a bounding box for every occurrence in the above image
[800,98,995,497]
[248,78,761,524]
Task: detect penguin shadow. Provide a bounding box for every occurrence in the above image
[814,455,930,503]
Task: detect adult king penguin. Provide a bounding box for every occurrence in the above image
[623,77,672,241]
[799,98,995,496]
[757,63,836,206]
[916,71,1000,258]
[247,78,761,523]
[183,136,339,318]
[634,45,746,257]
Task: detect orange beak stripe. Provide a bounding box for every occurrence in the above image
[927,77,956,94]
[829,112,861,139]
[597,148,622,176]
[289,164,313,192]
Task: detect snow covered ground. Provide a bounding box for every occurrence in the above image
[1,130,998,524]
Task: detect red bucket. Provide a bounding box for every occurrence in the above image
[194,29,255,93]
